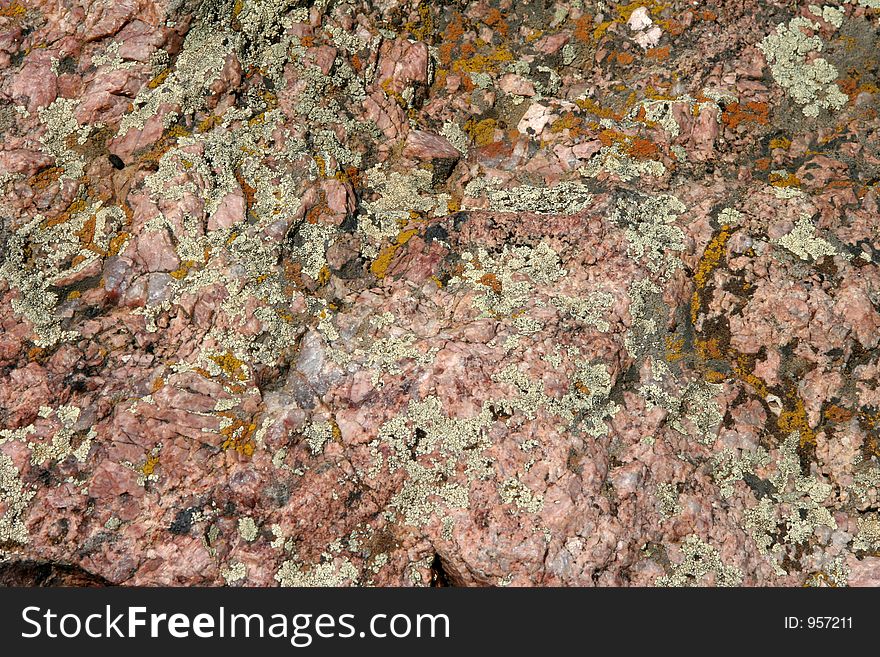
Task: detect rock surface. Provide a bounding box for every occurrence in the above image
[1,0,879,587]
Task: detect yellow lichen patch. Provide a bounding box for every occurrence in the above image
[691,225,732,324]
[147,69,170,89]
[769,171,801,187]
[220,416,256,457]
[464,117,497,147]
[197,114,223,133]
[405,2,435,41]
[66,290,81,301]
[769,137,792,150]
[210,351,249,381]
[732,355,770,398]
[451,45,513,74]
[106,231,130,257]
[169,260,197,280]
[0,1,26,18]
[317,265,331,286]
[330,418,342,443]
[141,454,160,476]
[593,20,614,40]
[665,334,684,362]
[778,396,815,449]
[370,228,419,279]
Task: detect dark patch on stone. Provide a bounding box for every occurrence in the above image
[169,506,198,535]
[0,560,112,586]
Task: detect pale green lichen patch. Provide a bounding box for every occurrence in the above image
[1,202,126,346]
[578,144,666,181]
[38,97,93,179]
[275,557,359,587]
[611,193,686,279]
[853,514,880,552]
[773,214,847,261]
[484,181,594,215]
[369,396,494,527]
[220,561,247,585]
[238,516,259,542]
[655,482,681,518]
[657,535,743,586]
[302,421,333,455]
[758,16,848,117]
[0,451,35,545]
[740,433,837,575]
[493,357,620,437]
[499,477,544,513]
[449,241,567,318]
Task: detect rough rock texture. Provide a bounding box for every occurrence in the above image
[1,0,879,587]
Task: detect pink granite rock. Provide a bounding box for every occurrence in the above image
[0,0,878,590]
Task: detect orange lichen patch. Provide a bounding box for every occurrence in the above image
[481,8,508,37]
[219,415,256,457]
[755,157,771,171]
[573,14,592,42]
[28,166,63,192]
[721,101,769,130]
[574,382,592,395]
[627,137,660,159]
[141,454,160,476]
[769,171,801,187]
[43,197,88,228]
[646,45,670,60]
[210,351,249,381]
[0,1,26,18]
[478,272,502,293]
[465,117,497,147]
[691,225,732,324]
[598,127,660,160]
[75,214,97,246]
[664,335,684,362]
[235,169,257,216]
[824,405,853,423]
[169,259,197,280]
[151,377,165,393]
[615,51,635,66]
[147,69,170,89]
[699,10,718,21]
